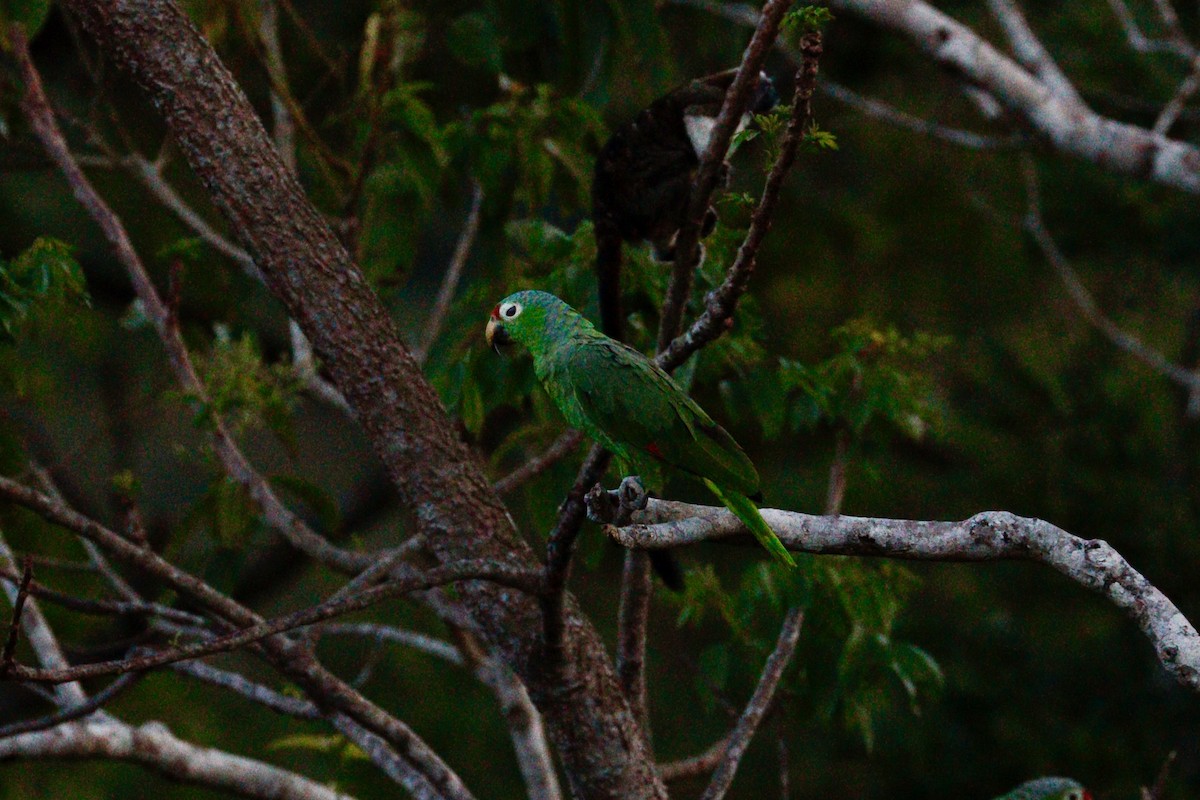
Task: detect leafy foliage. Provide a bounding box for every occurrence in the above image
[0,238,88,341]
[189,326,303,446]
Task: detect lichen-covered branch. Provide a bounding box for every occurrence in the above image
[0,719,360,800]
[827,0,1200,192]
[593,498,1200,692]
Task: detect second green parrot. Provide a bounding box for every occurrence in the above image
[993,777,1090,800]
[486,289,795,567]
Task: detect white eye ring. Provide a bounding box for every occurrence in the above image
[500,302,522,319]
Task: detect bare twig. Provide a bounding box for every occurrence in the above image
[659,736,730,782]
[314,622,462,664]
[1105,0,1188,56]
[1153,57,1200,136]
[699,609,803,800]
[0,554,32,678]
[655,0,795,352]
[1019,156,1200,396]
[452,628,563,800]
[1140,749,1176,800]
[4,559,546,684]
[0,567,207,625]
[168,661,320,720]
[657,31,825,373]
[0,532,85,708]
[822,79,1019,150]
[493,430,585,495]
[416,182,484,365]
[985,0,1083,105]
[0,673,143,739]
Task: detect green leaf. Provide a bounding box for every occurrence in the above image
[0,237,88,340]
[267,733,347,753]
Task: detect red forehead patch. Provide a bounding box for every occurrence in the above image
[491,304,502,319]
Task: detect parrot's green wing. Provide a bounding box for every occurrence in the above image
[565,338,760,497]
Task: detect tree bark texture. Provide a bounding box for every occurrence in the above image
[52,1,662,796]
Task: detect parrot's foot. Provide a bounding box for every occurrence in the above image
[585,476,648,526]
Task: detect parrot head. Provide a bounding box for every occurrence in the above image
[485,290,574,354]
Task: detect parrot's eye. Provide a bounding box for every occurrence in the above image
[500,302,522,319]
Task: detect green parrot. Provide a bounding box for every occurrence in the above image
[993,777,1091,800]
[485,289,795,567]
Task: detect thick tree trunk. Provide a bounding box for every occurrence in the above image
[53,1,663,796]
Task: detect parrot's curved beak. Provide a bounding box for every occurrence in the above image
[485,317,511,351]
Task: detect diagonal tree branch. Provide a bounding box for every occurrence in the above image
[416,182,485,365]
[699,608,803,800]
[1018,156,1200,397]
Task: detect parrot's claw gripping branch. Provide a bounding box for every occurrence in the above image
[586,477,649,527]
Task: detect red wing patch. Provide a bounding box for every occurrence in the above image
[646,442,663,459]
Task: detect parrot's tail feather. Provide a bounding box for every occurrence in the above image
[702,479,797,568]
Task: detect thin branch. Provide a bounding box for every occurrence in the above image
[1153,56,1200,136]
[540,444,611,676]
[659,736,730,782]
[1019,157,1200,395]
[616,550,653,736]
[699,608,803,800]
[313,623,462,665]
[655,0,795,352]
[0,566,208,626]
[258,0,297,176]
[594,497,1200,693]
[11,31,367,574]
[0,719,361,800]
[493,430,584,495]
[2,428,479,800]
[822,79,1019,149]
[451,628,563,800]
[657,31,825,373]
[4,559,546,684]
[415,182,484,365]
[0,673,143,739]
[0,554,32,678]
[1105,0,1188,56]
[329,714,444,800]
[985,0,1083,105]
[0,532,85,707]
[168,661,320,719]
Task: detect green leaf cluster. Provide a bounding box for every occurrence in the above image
[0,237,88,341]
[188,327,302,446]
